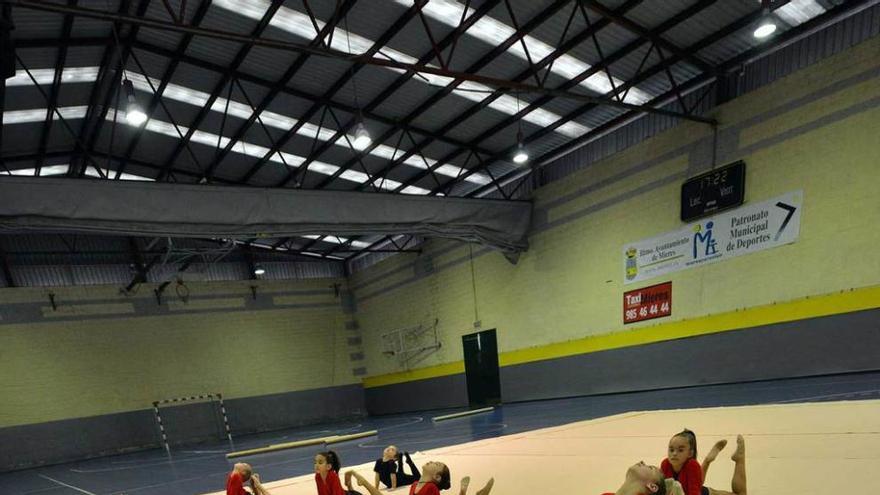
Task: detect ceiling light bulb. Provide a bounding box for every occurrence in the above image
[123,79,148,126]
[254,266,266,275]
[125,107,147,126]
[512,131,529,164]
[753,21,776,39]
[352,122,372,150]
[512,148,529,164]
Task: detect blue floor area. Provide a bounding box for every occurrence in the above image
[6,371,880,495]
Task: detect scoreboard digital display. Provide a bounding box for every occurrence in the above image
[681,160,745,222]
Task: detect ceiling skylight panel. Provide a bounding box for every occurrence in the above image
[123,71,485,182]
[103,109,427,192]
[0,164,71,177]
[6,67,99,87]
[401,185,431,195]
[772,0,826,26]
[302,234,372,249]
[3,106,88,124]
[39,164,71,176]
[126,72,257,121]
[367,144,490,185]
[394,0,652,104]
[2,103,429,193]
[4,167,36,176]
[83,168,155,181]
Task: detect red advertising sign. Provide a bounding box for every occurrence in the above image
[624,282,672,324]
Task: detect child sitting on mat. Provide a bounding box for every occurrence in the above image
[662,429,729,495]
[315,450,361,495]
[373,445,421,489]
[227,462,271,495]
[662,431,747,495]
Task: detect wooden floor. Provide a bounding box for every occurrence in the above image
[206,400,880,495]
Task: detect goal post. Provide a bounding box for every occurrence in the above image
[152,393,232,453]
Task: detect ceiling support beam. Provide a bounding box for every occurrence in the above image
[355,0,650,194]
[10,0,716,126]
[155,0,290,181]
[235,0,453,186]
[463,0,878,198]
[275,0,504,189]
[73,0,150,178]
[113,0,213,179]
[198,0,359,182]
[35,0,77,177]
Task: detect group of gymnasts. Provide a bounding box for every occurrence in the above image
[226,429,747,495]
[605,431,747,495]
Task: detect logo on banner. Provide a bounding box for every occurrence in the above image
[625,247,638,281]
[692,221,719,260]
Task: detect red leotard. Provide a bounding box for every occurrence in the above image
[410,482,441,495]
[315,470,346,495]
[226,471,249,495]
[661,458,704,495]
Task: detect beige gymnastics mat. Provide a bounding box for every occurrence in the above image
[204,400,880,495]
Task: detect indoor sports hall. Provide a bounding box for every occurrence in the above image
[1,1,879,495]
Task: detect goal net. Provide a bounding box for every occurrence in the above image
[152,393,232,452]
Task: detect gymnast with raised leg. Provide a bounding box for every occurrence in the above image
[662,429,730,495]
[602,435,746,495]
[373,445,422,490]
[700,435,746,495]
[346,460,493,495]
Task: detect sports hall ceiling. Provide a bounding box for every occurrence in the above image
[0,0,869,272]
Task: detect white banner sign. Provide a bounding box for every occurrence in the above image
[624,191,802,284]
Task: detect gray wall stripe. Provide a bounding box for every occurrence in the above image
[365,308,880,414]
[0,383,364,472]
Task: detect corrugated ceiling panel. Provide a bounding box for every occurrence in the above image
[541,6,880,186]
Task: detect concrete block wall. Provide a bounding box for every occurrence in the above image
[0,278,364,470]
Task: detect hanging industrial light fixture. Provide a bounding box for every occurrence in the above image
[512,130,529,164]
[511,90,529,165]
[753,0,777,39]
[352,119,372,150]
[123,79,147,126]
[343,16,372,152]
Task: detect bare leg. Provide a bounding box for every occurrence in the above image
[475,478,494,495]
[701,439,728,481]
[459,476,471,495]
[730,435,746,495]
[348,471,384,495]
[705,435,747,495]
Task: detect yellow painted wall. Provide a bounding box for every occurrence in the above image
[353,35,880,384]
[0,279,357,427]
